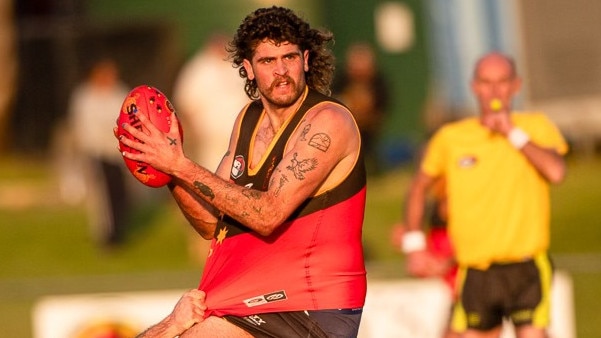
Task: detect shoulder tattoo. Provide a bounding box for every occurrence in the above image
[308,133,331,152]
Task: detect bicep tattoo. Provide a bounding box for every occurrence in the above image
[300,123,311,141]
[308,133,331,152]
[286,152,318,180]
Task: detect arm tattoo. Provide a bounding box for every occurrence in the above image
[193,181,215,200]
[224,192,238,204]
[167,136,177,145]
[308,133,331,152]
[300,124,311,141]
[274,174,289,196]
[286,153,318,180]
[241,188,261,200]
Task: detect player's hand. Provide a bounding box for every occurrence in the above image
[169,289,208,333]
[119,111,184,174]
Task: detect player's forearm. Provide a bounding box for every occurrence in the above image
[168,182,219,239]
[171,157,286,236]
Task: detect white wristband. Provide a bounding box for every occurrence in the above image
[508,128,530,149]
[401,230,427,253]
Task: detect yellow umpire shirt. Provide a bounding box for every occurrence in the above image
[421,112,568,269]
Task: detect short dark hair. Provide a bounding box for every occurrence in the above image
[228,6,335,99]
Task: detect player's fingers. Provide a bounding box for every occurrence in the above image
[169,113,180,135]
[189,288,206,299]
[118,133,141,150]
[118,136,153,162]
[134,111,162,136]
[189,290,208,309]
[167,113,184,145]
[120,121,146,141]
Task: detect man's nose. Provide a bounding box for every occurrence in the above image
[274,59,288,75]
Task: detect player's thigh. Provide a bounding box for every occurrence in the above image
[462,327,502,338]
[515,324,548,338]
[180,316,253,337]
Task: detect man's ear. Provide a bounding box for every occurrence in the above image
[243,59,255,80]
[512,77,522,94]
[303,50,309,72]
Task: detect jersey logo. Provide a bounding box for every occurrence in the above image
[231,155,245,179]
[243,315,266,326]
[458,155,478,168]
[243,290,287,308]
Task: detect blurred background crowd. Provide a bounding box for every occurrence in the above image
[3,0,600,164]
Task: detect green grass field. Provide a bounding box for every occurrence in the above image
[1,155,600,337]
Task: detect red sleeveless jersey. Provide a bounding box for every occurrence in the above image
[199,88,367,317]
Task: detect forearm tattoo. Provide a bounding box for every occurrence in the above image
[242,188,261,200]
[274,174,289,196]
[224,192,238,204]
[268,168,289,197]
[193,181,215,200]
[241,188,262,214]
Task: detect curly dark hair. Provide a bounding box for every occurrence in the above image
[228,6,335,100]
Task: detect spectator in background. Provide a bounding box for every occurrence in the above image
[172,33,250,263]
[173,33,250,172]
[67,58,131,247]
[398,52,567,337]
[333,42,390,174]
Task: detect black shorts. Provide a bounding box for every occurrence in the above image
[224,308,363,338]
[450,253,553,332]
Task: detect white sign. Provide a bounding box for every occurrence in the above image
[33,272,575,338]
[358,271,575,338]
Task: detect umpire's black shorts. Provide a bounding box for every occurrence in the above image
[451,253,553,332]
